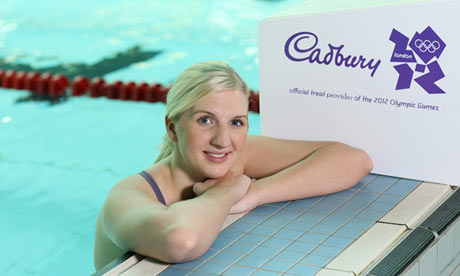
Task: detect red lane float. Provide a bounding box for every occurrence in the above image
[71,76,89,96]
[249,91,260,113]
[0,70,260,112]
[2,70,16,88]
[13,71,27,90]
[134,82,149,101]
[25,72,41,91]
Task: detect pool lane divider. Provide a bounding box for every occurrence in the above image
[0,69,260,113]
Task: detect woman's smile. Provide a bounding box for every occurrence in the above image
[204,151,230,163]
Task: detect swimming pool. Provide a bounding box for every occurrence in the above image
[0,1,304,275]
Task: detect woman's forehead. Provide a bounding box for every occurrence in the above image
[192,90,248,114]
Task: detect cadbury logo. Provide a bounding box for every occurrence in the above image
[284,32,381,77]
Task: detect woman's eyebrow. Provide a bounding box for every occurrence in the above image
[192,110,215,116]
[233,115,248,120]
[193,110,248,119]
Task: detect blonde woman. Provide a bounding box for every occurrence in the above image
[93,61,373,269]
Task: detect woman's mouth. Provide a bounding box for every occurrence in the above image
[204,151,230,163]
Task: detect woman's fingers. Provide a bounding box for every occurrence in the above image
[193,179,218,196]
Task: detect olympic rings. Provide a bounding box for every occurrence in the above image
[414,39,440,54]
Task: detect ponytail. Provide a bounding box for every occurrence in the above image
[154,135,175,163]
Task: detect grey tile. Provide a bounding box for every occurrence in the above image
[287,263,321,275]
[262,259,293,272]
[239,233,267,245]
[251,269,283,276]
[218,230,245,241]
[262,237,292,249]
[311,244,344,257]
[334,223,365,239]
[262,216,291,227]
[237,255,268,268]
[197,261,231,275]
[298,232,328,244]
[420,244,438,276]
[272,228,304,240]
[438,228,455,276]
[225,222,257,233]
[159,267,193,276]
[239,213,268,224]
[300,254,331,267]
[171,258,205,270]
[213,251,243,263]
[251,246,281,258]
[284,218,315,231]
[250,225,279,237]
[403,263,419,276]
[362,175,398,193]
[322,235,354,249]
[210,238,232,250]
[321,215,349,226]
[309,223,340,235]
[252,205,282,216]
[222,265,256,276]
[273,250,305,262]
[225,241,257,253]
[352,174,378,189]
[284,241,316,253]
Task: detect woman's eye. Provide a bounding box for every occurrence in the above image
[231,120,244,127]
[198,116,212,125]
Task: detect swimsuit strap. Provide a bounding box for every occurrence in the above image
[138,171,166,206]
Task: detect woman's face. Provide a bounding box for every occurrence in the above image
[172,89,249,180]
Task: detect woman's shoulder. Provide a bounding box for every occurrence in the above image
[243,134,282,159]
[111,163,167,194]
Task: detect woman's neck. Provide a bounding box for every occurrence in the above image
[164,155,205,200]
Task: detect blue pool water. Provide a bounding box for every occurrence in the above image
[0,1,304,275]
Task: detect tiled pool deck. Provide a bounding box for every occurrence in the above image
[156,174,421,276]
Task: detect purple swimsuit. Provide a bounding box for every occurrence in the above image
[138,171,166,205]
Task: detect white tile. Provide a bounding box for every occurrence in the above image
[314,268,354,275]
[379,182,452,229]
[455,218,460,267]
[102,254,144,276]
[402,262,419,276]
[453,264,460,276]
[420,243,438,276]
[221,212,248,230]
[439,227,455,276]
[120,257,169,276]
[326,223,406,275]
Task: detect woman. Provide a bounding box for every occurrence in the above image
[93,61,373,269]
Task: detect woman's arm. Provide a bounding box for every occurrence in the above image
[101,171,250,263]
[230,135,373,212]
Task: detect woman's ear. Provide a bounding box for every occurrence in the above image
[165,116,177,142]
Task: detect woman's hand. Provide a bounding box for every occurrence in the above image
[193,171,251,205]
[228,178,259,214]
[194,175,259,214]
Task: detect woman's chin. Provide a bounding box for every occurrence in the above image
[204,168,230,180]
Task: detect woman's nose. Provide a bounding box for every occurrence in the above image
[210,124,231,148]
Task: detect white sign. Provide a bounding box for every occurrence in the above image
[258,0,460,185]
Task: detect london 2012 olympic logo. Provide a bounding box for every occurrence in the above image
[389,26,446,94]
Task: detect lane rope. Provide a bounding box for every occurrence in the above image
[0,69,260,113]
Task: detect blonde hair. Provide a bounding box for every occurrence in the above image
[155,61,249,163]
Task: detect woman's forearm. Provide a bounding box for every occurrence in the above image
[249,143,373,206]
[158,191,234,262]
[150,173,250,262]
